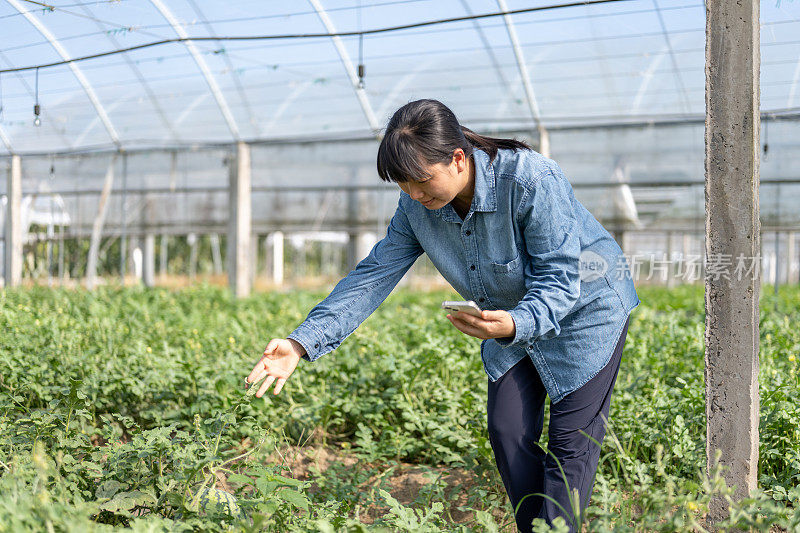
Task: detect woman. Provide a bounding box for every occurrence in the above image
[245,99,639,532]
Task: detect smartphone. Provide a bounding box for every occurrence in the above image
[441,300,483,317]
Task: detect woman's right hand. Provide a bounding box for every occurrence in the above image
[245,338,305,397]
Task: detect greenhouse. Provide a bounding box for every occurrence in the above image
[1,0,799,531]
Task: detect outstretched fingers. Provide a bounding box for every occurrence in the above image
[247,358,268,385]
[256,375,276,398]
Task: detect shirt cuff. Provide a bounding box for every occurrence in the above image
[493,307,534,348]
[286,323,325,362]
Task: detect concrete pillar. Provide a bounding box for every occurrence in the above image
[128,236,139,284]
[57,224,65,283]
[143,233,155,287]
[46,221,54,287]
[209,233,223,275]
[666,231,675,288]
[774,231,781,293]
[298,238,306,278]
[357,232,378,263]
[346,186,373,269]
[272,231,284,285]
[249,232,257,288]
[159,234,168,278]
[263,235,271,278]
[120,153,128,285]
[3,155,23,288]
[227,142,251,298]
[85,157,116,290]
[612,229,625,253]
[704,0,760,521]
[132,245,143,283]
[768,250,777,286]
[188,233,198,279]
[347,188,360,270]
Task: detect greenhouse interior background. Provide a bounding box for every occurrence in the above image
[1,0,799,293]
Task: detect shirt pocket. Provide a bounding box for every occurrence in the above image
[491,251,521,274]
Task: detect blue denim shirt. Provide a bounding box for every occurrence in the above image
[287,147,640,404]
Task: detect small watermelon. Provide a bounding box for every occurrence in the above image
[196,487,243,518]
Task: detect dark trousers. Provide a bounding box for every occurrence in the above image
[487,316,630,532]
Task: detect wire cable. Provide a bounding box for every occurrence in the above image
[0,0,634,74]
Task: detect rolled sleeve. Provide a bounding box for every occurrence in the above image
[495,165,582,349]
[286,195,424,363]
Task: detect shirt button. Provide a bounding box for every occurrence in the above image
[314,343,319,349]
[470,264,476,271]
[465,230,471,236]
[478,297,485,303]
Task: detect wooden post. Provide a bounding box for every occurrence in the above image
[704,0,760,521]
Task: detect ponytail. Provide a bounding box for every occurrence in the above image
[377,99,530,184]
[460,125,531,162]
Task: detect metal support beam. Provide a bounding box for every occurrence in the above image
[150,0,241,141]
[309,0,381,135]
[3,155,22,287]
[496,0,550,157]
[227,142,251,297]
[704,0,760,521]
[8,0,121,148]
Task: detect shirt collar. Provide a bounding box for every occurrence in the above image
[431,148,497,223]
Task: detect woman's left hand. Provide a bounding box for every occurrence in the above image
[446,310,516,341]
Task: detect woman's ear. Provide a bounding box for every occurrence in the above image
[452,148,467,173]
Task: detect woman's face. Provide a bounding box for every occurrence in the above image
[397,148,472,209]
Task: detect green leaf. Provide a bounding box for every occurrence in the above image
[276,488,309,512]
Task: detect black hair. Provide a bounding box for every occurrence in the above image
[376,99,531,183]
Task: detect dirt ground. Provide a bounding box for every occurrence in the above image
[221,442,514,529]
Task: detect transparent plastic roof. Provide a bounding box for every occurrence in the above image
[1,0,799,155]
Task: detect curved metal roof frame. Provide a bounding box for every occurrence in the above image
[263,80,313,135]
[186,0,259,138]
[308,0,381,136]
[0,125,12,153]
[631,43,671,114]
[789,58,800,108]
[459,0,526,132]
[496,0,549,157]
[7,0,121,150]
[1,48,91,153]
[149,0,241,141]
[651,0,690,114]
[80,2,181,144]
